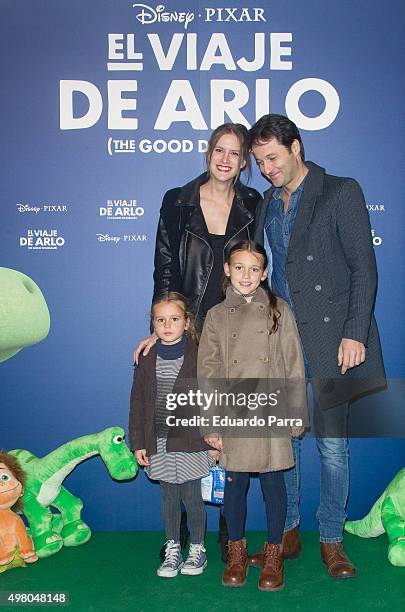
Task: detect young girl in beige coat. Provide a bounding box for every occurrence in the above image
[198,240,307,592]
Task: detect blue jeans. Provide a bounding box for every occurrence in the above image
[284,384,349,543]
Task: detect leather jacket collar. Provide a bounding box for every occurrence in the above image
[174,173,257,241]
[174,172,259,207]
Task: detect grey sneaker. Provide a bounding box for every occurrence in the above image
[181,542,207,575]
[157,540,183,578]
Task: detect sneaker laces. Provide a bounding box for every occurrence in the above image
[187,543,205,564]
[163,540,181,565]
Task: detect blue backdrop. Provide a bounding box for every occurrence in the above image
[1,0,404,532]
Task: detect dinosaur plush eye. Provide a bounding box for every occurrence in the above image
[113,435,123,444]
[1,473,10,482]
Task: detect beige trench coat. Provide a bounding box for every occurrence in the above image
[197,286,307,472]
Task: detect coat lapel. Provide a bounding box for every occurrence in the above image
[288,162,325,254]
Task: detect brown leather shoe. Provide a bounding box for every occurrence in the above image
[249,527,301,568]
[248,549,264,569]
[320,542,356,578]
[258,543,284,592]
[222,539,248,587]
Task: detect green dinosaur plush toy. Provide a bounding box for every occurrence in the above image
[0,267,50,362]
[345,468,405,567]
[10,427,138,558]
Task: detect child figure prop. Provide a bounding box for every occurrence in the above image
[345,468,405,567]
[0,452,38,572]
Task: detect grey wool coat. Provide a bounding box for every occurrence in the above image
[197,286,307,473]
[254,161,386,409]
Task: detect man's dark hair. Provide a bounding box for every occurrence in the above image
[248,114,305,161]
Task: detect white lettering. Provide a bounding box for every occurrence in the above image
[154,81,207,130]
[148,33,184,70]
[60,80,102,130]
[211,80,250,127]
[270,33,292,70]
[108,34,124,59]
[200,34,236,71]
[107,80,138,129]
[237,33,265,72]
[285,78,340,130]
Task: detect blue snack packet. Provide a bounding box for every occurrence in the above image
[201,465,225,504]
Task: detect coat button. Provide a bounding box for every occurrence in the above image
[315,284,322,292]
[323,316,330,323]
[233,359,238,364]
[231,332,237,339]
[259,304,265,310]
[307,255,314,261]
[229,308,235,313]
[261,356,269,363]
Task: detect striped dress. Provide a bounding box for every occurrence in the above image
[146,349,213,484]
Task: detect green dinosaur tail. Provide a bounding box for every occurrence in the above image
[345,490,386,537]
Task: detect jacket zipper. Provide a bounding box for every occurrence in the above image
[188,217,253,316]
[186,230,213,318]
[223,219,253,263]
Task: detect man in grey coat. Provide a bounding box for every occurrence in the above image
[250,114,385,578]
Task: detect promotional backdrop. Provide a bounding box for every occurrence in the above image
[1,0,404,532]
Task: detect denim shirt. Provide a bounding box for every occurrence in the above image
[265,177,308,369]
[264,178,306,312]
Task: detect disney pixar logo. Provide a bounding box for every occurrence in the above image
[16,203,68,214]
[132,4,266,30]
[96,233,147,243]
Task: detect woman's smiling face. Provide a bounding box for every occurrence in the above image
[208,133,245,183]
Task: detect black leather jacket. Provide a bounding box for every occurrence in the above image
[153,173,261,324]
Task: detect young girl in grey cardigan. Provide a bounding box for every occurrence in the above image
[129,292,216,578]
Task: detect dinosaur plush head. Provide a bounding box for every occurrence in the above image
[0,452,26,512]
[0,268,50,363]
[98,427,138,480]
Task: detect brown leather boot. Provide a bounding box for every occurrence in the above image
[248,548,264,569]
[258,543,284,592]
[282,527,301,559]
[320,542,356,578]
[249,527,301,568]
[222,539,248,587]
